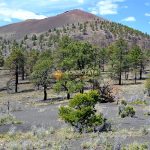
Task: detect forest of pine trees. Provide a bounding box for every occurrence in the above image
[1,36,149,100]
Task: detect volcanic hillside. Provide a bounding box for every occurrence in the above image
[0,9,100,39]
[0,9,150,55]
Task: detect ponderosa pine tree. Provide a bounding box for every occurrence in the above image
[31,50,52,100]
[98,48,108,72]
[54,72,83,99]
[138,51,148,80]
[6,45,25,92]
[128,45,142,84]
[20,48,26,80]
[108,39,128,85]
[58,37,94,93]
[26,49,39,76]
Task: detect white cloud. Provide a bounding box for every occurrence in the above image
[90,7,98,15]
[91,10,98,15]
[0,0,85,23]
[78,0,84,4]
[90,0,125,15]
[145,13,150,16]
[0,2,6,7]
[98,1,118,15]
[122,16,136,22]
[3,18,12,22]
[0,17,12,22]
[0,3,46,21]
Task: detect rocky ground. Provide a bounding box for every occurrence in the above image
[0,68,150,149]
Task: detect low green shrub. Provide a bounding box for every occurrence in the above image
[125,106,136,117]
[130,99,147,105]
[0,114,22,126]
[119,104,135,118]
[59,90,105,133]
[121,100,127,106]
[122,143,148,150]
[120,111,128,118]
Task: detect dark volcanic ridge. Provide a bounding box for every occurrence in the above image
[0,9,101,39]
[0,9,150,53]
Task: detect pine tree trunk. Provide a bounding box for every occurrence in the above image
[63,84,71,100]
[139,68,142,80]
[139,62,143,80]
[37,84,40,90]
[80,88,84,94]
[119,72,122,85]
[22,65,25,80]
[15,65,18,93]
[44,85,47,100]
[102,60,105,72]
[148,90,150,97]
[135,72,137,84]
[67,93,70,99]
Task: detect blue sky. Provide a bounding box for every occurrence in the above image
[0,0,150,34]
